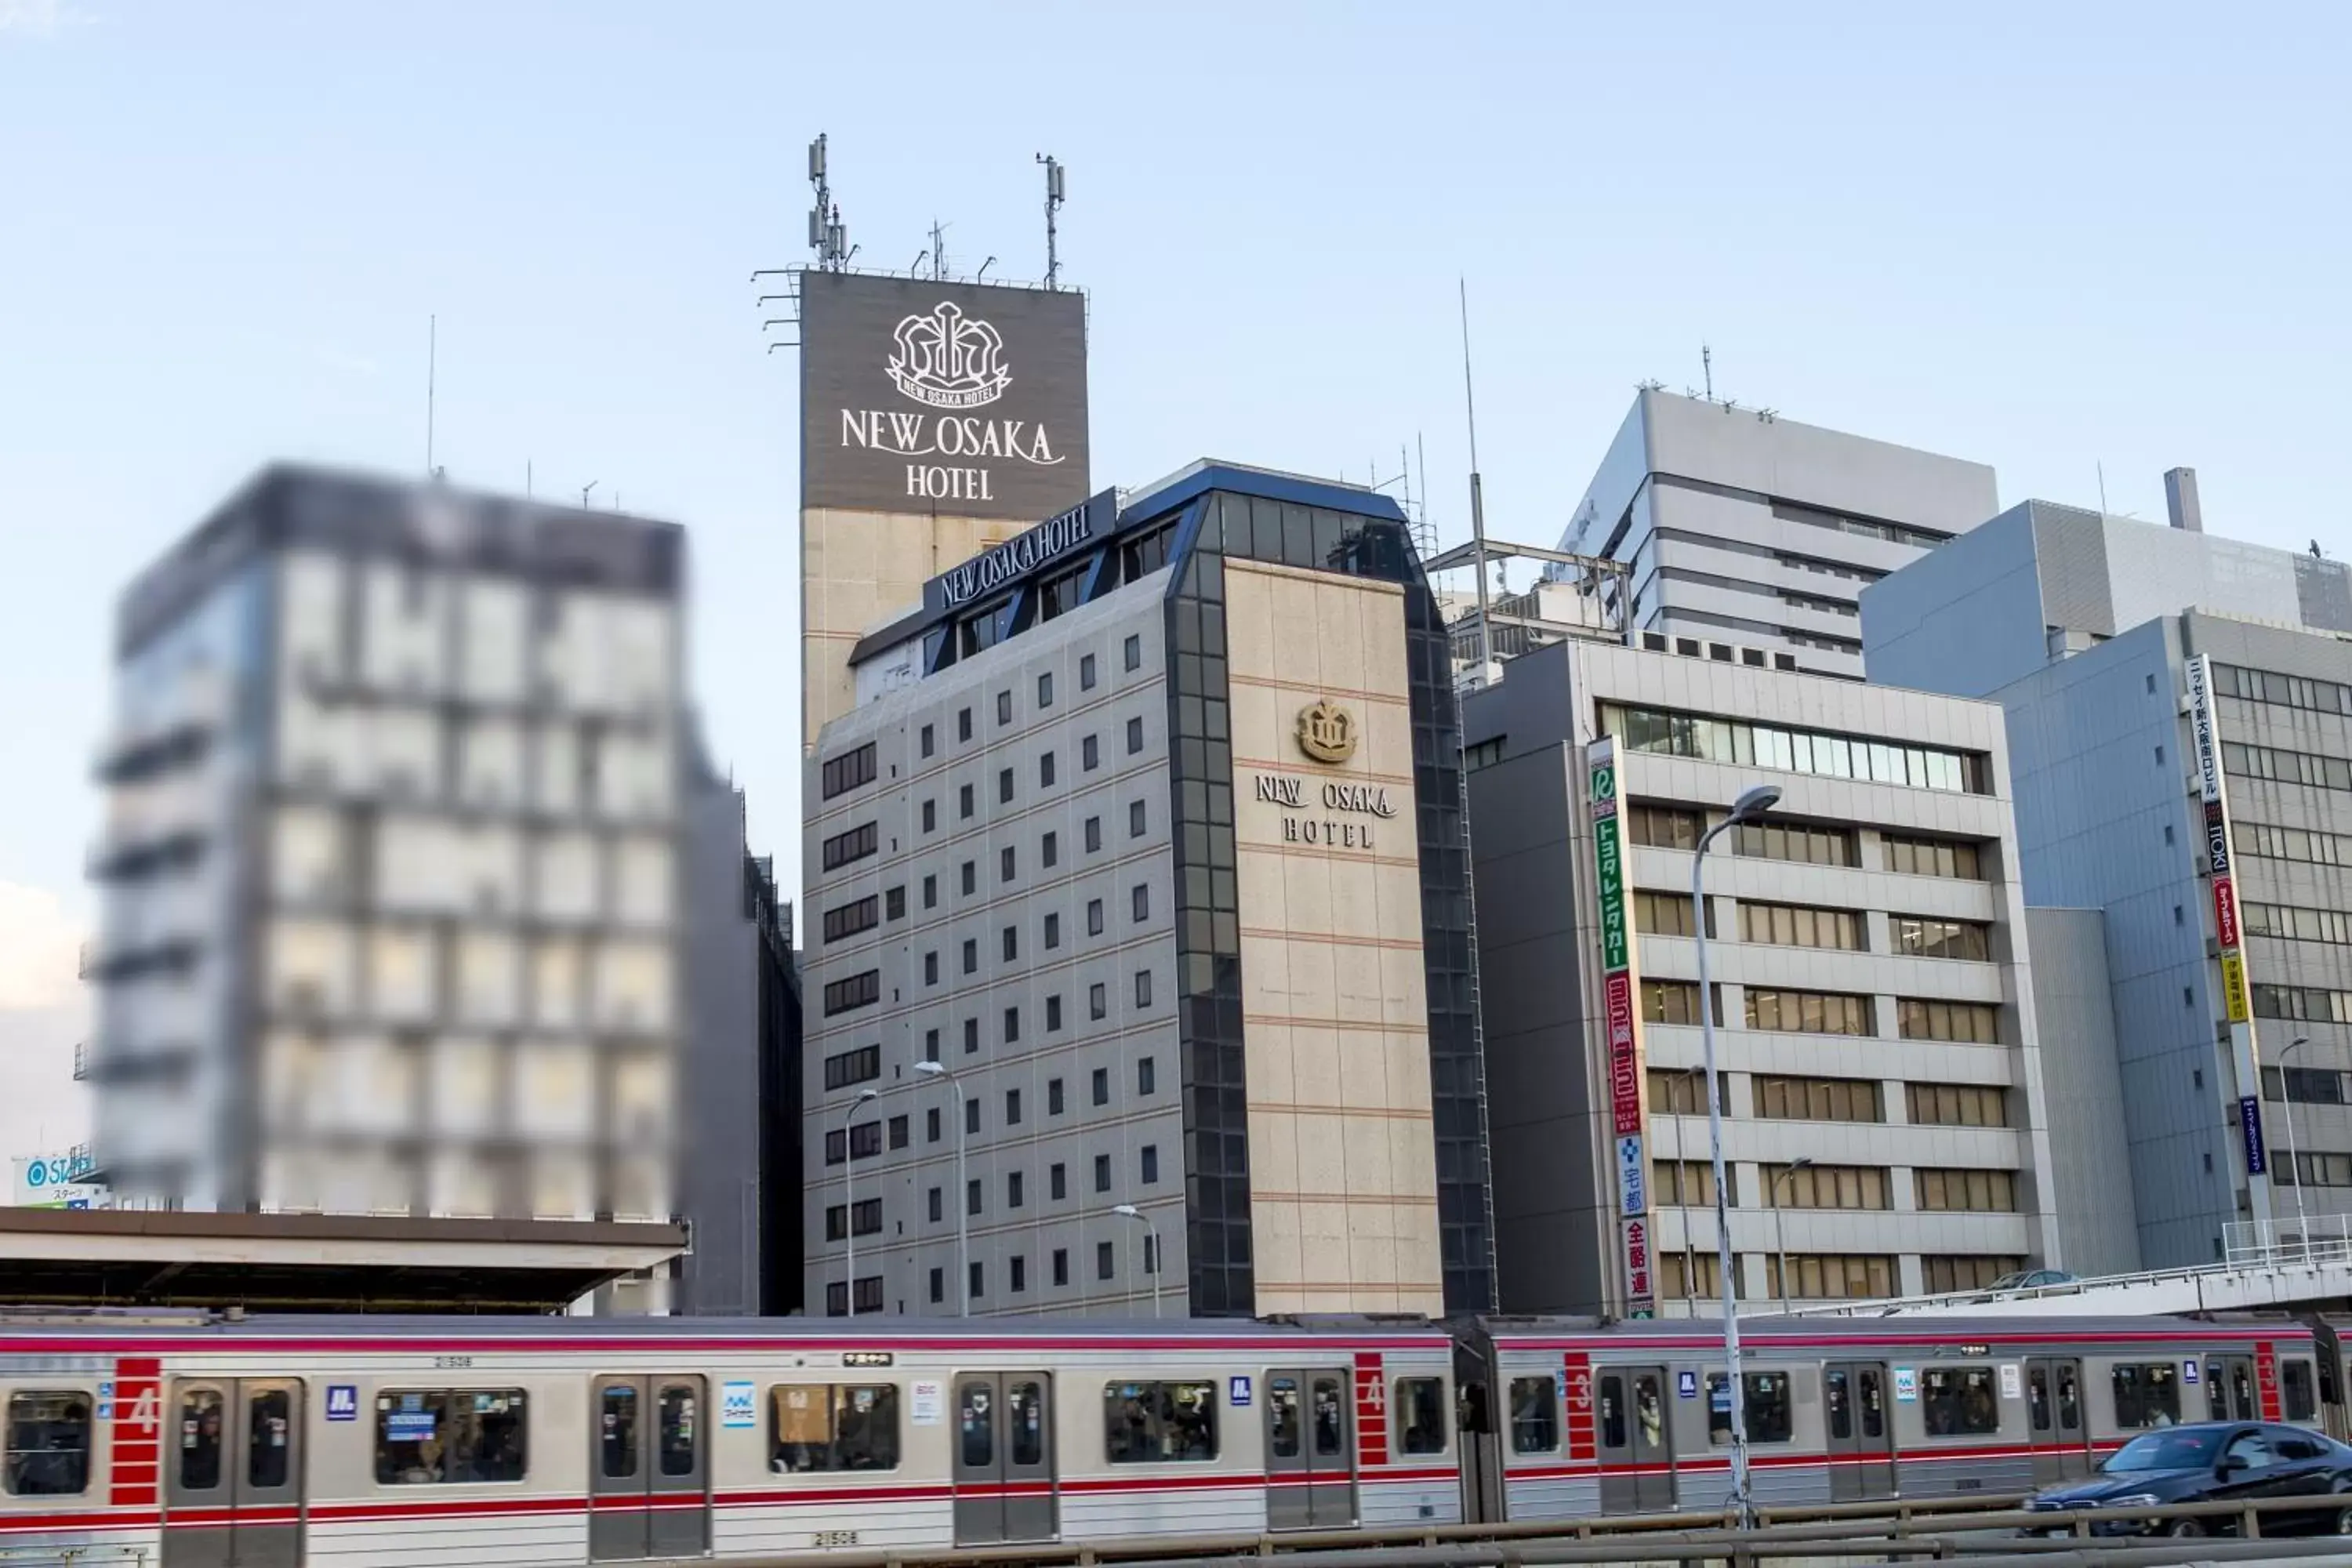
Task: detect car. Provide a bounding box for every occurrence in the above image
[1990,1268,2081,1290]
[2023,1422,2352,1538]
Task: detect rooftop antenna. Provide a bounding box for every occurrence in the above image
[581,480,598,509]
[425,314,437,476]
[1461,279,1494,676]
[808,134,848,270]
[2098,462,2110,516]
[1036,154,1065,289]
[928,219,950,281]
[1702,343,1714,401]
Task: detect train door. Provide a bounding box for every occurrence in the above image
[588,1374,710,1562]
[163,1377,304,1568]
[2024,1358,2089,1486]
[1594,1367,1672,1514]
[1265,1369,1358,1530]
[953,1373,1057,1546]
[2206,1356,2257,1421]
[1823,1363,1896,1501]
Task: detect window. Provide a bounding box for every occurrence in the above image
[1737,901,1864,952]
[822,1200,882,1240]
[820,822,877,871]
[1652,1160,1727,1206]
[1918,1367,1999,1437]
[1007,1171,1024,1209]
[1600,702,1987,793]
[1087,898,1105,936]
[2285,1359,2320,1422]
[1004,1007,1021,1045]
[1764,1254,1896,1302]
[1131,884,1150,923]
[1001,926,1018,962]
[822,971,880,1016]
[1634,890,1705,938]
[960,861,976,896]
[1892,915,1992,961]
[2255,984,2352,1025]
[925,1106,941,1143]
[1102,1381,1216,1463]
[1138,1056,1156,1095]
[1044,913,1062,949]
[1743,988,1872,1036]
[1733,819,1858,866]
[1094,1153,1111,1193]
[2216,661,2352,717]
[1097,1240,1115,1279]
[998,768,1014,805]
[5,1390,91,1495]
[959,782,975,819]
[2111,1363,2182,1429]
[964,1098,980,1135]
[1090,983,1108,1021]
[1129,800,1147,838]
[1050,1163,1067,1200]
[822,896,880,944]
[2245,901,2352,947]
[1011,1255,1027,1293]
[1752,1075,1882,1122]
[922,874,937,909]
[966,1180,982,1217]
[924,1029,940,1063]
[1885,834,1986,880]
[924,951,939,985]
[1046,994,1063,1031]
[1080,652,1098,690]
[920,723,935,758]
[1085,816,1102,853]
[1134,970,1152,1007]
[1005,1087,1022,1124]
[958,707,973,742]
[1657,1251,1728,1300]
[1042,830,1058,868]
[1625,804,1703,850]
[1126,716,1145,754]
[922,800,937,834]
[1039,751,1058,789]
[1048,1078,1065,1115]
[2281,1152,2352,1189]
[1897,999,2000,1044]
[1037,673,1054,709]
[1082,734,1100,771]
[1915,1167,2018,1212]
[1091,1066,1109,1105]
[1123,634,1142,672]
[1052,1248,1069,1286]
[1640,981,1711,1025]
[375,1389,528,1484]
[1507,1376,1559,1454]
[2239,818,2352,869]
[1142,1145,1160,1184]
[928,1268,943,1304]
[2265,1065,2352,1105]
[960,939,976,975]
[821,742,877,800]
[997,690,1013,726]
[1396,1378,1446,1455]
[963,1018,978,1054]
[1764,1163,1889,1210]
[822,1044,880,1090]
[1920,1254,2022,1292]
[1704,1372,1794,1443]
[1907,1082,2010,1127]
[927,1187,942,1223]
[768,1385,899,1472]
[1646,1068,1708,1115]
[884,886,906,921]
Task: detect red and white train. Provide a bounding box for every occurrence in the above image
[0,1309,2343,1566]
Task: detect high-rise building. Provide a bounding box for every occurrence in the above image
[1462,633,2059,1315]
[800,463,1493,1319]
[1555,390,1999,680]
[1864,480,2352,1269]
[85,466,693,1308]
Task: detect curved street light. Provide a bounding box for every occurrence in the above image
[1112,1204,1162,1318]
[914,1061,969,1315]
[840,1087,878,1316]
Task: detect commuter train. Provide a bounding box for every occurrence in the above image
[1,1308,2347,1566]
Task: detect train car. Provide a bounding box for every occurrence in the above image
[1454,1314,2325,1523]
[0,1312,1458,1567]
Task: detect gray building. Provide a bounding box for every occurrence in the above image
[1555,389,2000,681]
[1865,482,2352,1269]
[1464,634,2059,1315]
[2023,906,2142,1277]
[800,464,1491,1319]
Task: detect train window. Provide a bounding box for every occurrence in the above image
[1009,1381,1046,1466]
[2111,1363,2182,1429]
[248,1388,292,1490]
[180,1387,227,1489]
[1826,1368,1852,1439]
[1267,1377,1300,1458]
[2027,1366,2050,1433]
[2285,1359,2319,1422]
[1704,1373,1794,1444]
[1312,1377,1345,1457]
[1102,1381,1218,1463]
[375,1389,528,1484]
[1920,1367,1998,1436]
[1508,1376,1559,1454]
[1395,1379,1447,1454]
[5,1390,92,1496]
[601,1385,639,1477]
[770,1385,902,1473]
[658,1385,698,1477]
[1859,1367,1886,1439]
[1597,1374,1625,1450]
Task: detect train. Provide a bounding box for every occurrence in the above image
[2,1308,2349,1566]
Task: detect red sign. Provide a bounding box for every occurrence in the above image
[108,1356,161,1507]
[2256,1342,2281,1421]
[1563,1352,1595,1461]
[2214,876,2241,951]
[1621,1216,1653,1300]
[1353,1352,1389,1467]
[1606,971,1641,1135]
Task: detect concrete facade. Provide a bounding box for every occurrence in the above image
[2022,906,2143,1276]
[1555,390,2000,680]
[1464,637,2057,1314]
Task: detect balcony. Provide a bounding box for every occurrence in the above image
[88,825,209,883]
[81,937,202,987]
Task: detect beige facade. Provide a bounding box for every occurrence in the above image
[1222,557,1443,1314]
[800,506,1031,749]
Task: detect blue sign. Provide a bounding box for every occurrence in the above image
[2240,1096,2268,1176]
[385,1410,437,1442]
[2183,1361,2201,1385]
[1676,1370,1697,1400]
[721,1381,756,1428]
[1229,1375,1252,1407]
[325,1385,359,1422]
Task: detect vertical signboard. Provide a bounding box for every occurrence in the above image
[2187,654,2272,1209]
[1588,738,1653,1317]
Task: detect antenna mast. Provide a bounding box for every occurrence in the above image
[1702,343,1713,401]
[929,219,949,281]
[808,133,848,270]
[425,314,437,477]
[1036,154,1065,289]
[1461,279,1494,677]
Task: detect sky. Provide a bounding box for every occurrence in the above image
[2,0,2347,1156]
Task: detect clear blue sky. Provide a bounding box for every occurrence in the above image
[3,0,2347,953]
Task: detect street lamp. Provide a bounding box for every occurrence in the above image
[839,1087,878,1316]
[1692,782,1780,1528]
[2278,1036,2314,1260]
[1112,1204,1162,1317]
[1770,1158,1816,1312]
[914,1061,969,1316]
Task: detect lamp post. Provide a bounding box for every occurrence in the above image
[1692,782,1780,1529]
[1112,1204,1161,1317]
[914,1061,969,1315]
[2278,1036,2314,1260]
[1770,1158,1816,1312]
[840,1087,878,1316]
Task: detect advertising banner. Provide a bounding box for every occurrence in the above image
[2190,654,2271,1193]
[1589,739,1653,1315]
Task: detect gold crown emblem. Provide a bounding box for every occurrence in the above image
[1294,699,1358,764]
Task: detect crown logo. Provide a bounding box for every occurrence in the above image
[887,301,1012,410]
[1295,699,1358,765]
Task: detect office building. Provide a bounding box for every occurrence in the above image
[1865,478,2352,1268]
[84,466,692,1310]
[800,463,1493,1319]
[1555,390,1999,679]
[1463,634,2059,1315]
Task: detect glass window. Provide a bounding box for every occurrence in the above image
[659,1385,698,1477]
[1395,1378,1446,1455]
[2285,1359,2319,1422]
[1920,1367,1998,1437]
[2111,1363,2181,1429]
[1267,1376,1300,1458]
[179,1387,226,1490]
[1704,1372,1794,1443]
[1102,1381,1218,1462]
[1508,1375,1559,1454]
[769,1385,901,1473]
[248,1388,292,1490]
[5,1390,91,1497]
[376,1389,528,1485]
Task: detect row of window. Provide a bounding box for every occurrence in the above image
[1601,705,1991,795]
[1644,1068,2010,1129]
[2245,900,2352,948]
[1624,808,1988,883]
[1633,894,1994,964]
[1746,987,1873,1036]
[927,1232,1160,1305]
[822,1044,880,1091]
[2214,661,2352,718]
[2236,818,2352,869]
[2255,984,2352,1025]
[822,895,879,945]
[1648,1161,2016,1214]
[916,720,1151,837]
[1648,1252,2020,1301]
[820,821,877,872]
[825,1057,1163,1164]
[920,884,1154,983]
[820,742,877,801]
[2223,739,2352,793]
[913,637,1149,760]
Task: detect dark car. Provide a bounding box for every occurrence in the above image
[2024,1422,2352,1537]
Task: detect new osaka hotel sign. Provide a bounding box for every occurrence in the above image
[797,271,1091,521]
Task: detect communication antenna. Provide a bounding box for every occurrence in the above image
[1702,343,1714,401]
[929,220,950,281]
[808,133,849,270]
[425,314,437,476]
[1460,279,1494,675]
[1036,154,1066,289]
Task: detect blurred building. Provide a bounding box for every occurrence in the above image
[85,466,691,1306]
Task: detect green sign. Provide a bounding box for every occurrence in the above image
[1591,762,1628,975]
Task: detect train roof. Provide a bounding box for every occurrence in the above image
[1467,1312,2313,1344]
